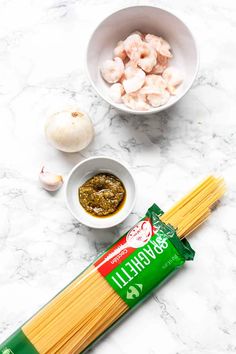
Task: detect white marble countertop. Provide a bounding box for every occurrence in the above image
[0,0,236,353]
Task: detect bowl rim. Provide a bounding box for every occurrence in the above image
[86,5,199,115]
[65,156,137,228]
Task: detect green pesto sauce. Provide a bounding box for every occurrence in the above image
[79,173,126,217]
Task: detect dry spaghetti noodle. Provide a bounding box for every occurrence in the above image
[0,176,225,354]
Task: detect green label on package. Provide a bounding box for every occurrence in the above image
[95,204,195,308]
[0,329,38,354]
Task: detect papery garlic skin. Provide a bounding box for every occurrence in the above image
[39,167,63,192]
[45,109,94,153]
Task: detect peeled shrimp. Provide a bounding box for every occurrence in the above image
[137,43,157,72]
[139,74,166,94]
[145,34,172,58]
[157,52,169,66]
[124,64,140,78]
[119,60,137,84]
[114,41,127,61]
[150,63,167,74]
[125,60,137,69]
[130,30,145,40]
[100,31,183,111]
[150,52,168,74]
[101,57,124,83]
[124,34,143,62]
[109,83,125,103]
[162,67,183,95]
[123,66,145,94]
[147,90,170,107]
[122,92,150,111]
[159,38,172,58]
[124,34,156,72]
[145,34,162,52]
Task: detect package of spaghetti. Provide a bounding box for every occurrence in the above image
[0,203,195,354]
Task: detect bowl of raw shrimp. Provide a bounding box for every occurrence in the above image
[86,5,199,114]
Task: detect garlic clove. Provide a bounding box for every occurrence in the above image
[39,167,63,192]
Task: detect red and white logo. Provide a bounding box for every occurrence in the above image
[126,219,152,248]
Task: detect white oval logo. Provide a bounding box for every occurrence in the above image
[126,220,152,248]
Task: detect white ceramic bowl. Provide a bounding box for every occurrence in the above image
[65,156,136,228]
[87,5,199,115]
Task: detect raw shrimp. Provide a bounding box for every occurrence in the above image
[130,30,145,40]
[157,52,169,66]
[162,67,183,95]
[159,38,172,58]
[145,34,162,52]
[123,66,146,94]
[101,57,124,84]
[124,34,143,62]
[150,59,167,75]
[122,92,150,111]
[145,34,172,58]
[114,41,127,61]
[124,65,138,78]
[137,43,157,73]
[139,74,166,94]
[150,63,167,74]
[119,60,137,84]
[124,60,138,69]
[147,90,170,107]
[109,83,125,103]
[150,52,168,74]
[101,31,183,111]
[125,34,156,72]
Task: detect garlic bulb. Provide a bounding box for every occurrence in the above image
[45,108,94,153]
[39,167,63,192]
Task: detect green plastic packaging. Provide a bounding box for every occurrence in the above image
[0,204,195,354]
[94,203,194,308]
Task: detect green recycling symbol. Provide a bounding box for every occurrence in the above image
[126,283,143,300]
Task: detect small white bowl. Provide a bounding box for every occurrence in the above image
[65,156,136,228]
[86,5,199,115]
